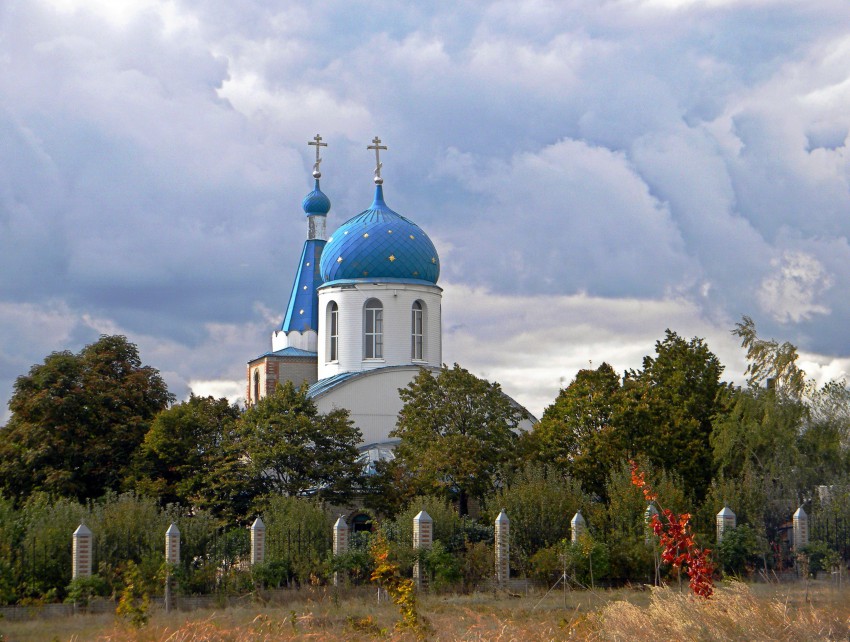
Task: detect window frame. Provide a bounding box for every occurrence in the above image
[363,298,384,359]
[411,300,424,360]
[328,301,339,362]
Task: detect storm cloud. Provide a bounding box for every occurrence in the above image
[2,0,850,420]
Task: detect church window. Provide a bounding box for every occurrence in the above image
[253,369,260,404]
[329,302,339,361]
[412,301,424,360]
[364,299,383,359]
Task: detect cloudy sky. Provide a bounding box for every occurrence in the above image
[2,0,850,422]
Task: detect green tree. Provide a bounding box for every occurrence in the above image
[237,382,362,505]
[132,395,254,521]
[0,335,174,504]
[531,363,622,497]
[618,330,726,501]
[733,315,806,399]
[391,364,527,515]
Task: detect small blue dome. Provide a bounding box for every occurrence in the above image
[320,185,440,283]
[302,179,330,216]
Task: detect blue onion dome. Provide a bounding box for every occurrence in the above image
[302,179,331,216]
[320,185,440,283]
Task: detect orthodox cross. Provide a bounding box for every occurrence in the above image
[368,136,387,184]
[308,134,327,177]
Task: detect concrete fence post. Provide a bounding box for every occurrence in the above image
[250,517,266,566]
[716,506,736,544]
[494,509,510,588]
[72,523,93,580]
[793,507,809,552]
[571,511,587,544]
[413,510,433,590]
[165,523,180,613]
[333,515,349,586]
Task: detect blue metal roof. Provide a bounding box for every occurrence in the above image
[302,179,330,216]
[281,239,325,334]
[306,364,440,399]
[319,185,440,284]
[249,346,318,362]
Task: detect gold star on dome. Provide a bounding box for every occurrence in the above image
[388,255,396,262]
[431,257,437,263]
[306,262,310,267]
[413,271,419,276]
[363,233,369,238]
[409,234,415,240]
[363,271,369,276]
[337,256,343,263]
[299,309,304,314]
[303,285,307,290]
[388,230,393,234]
[344,230,349,235]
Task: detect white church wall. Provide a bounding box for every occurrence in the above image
[313,366,429,445]
[317,282,442,380]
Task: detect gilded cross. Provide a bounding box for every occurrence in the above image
[308,134,327,177]
[367,136,387,184]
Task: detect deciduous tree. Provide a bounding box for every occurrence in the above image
[391,364,528,515]
[236,381,362,505]
[0,335,174,503]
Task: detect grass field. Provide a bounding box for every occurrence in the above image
[2,580,849,641]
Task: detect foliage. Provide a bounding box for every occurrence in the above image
[489,464,589,573]
[64,574,108,607]
[458,540,494,592]
[564,535,610,588]
[422,540,462,590]
[717,524,765,577]
[800,541,840,576]
[531,363,622,497]
[733,315,806,399]
[619,331,726,502]
[236,382,362,506]
[133,395,250,523]
[391,364,527,515]
[631,461,715,598]
[0,335,174,504]
[260,495,332,585]
[600,460,687,581]
[529,544,564,586]
[369,530,430,637]
[115,560,151,628]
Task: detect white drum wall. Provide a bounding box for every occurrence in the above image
[317,282,442,379]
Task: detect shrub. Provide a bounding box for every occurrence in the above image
[800,541,840,576]
[64,575,108,607]
[717,524,764,577]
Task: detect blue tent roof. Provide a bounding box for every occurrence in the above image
[281,239,325,334]
[319,185,440,284]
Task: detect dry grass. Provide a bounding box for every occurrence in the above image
[590,581,850,641]
[2,581,849,641]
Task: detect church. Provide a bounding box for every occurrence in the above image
[246,135,534,458]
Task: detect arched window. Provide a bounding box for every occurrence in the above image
[411,301,424,360]
[328,301,339,362]
[364,299,383,359]
[253,369,260,404]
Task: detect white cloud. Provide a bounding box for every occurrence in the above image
[758,251,834,323]
[441,282,749,418]
[4,0,850,424]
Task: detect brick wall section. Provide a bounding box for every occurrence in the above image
[246,355,318,405]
